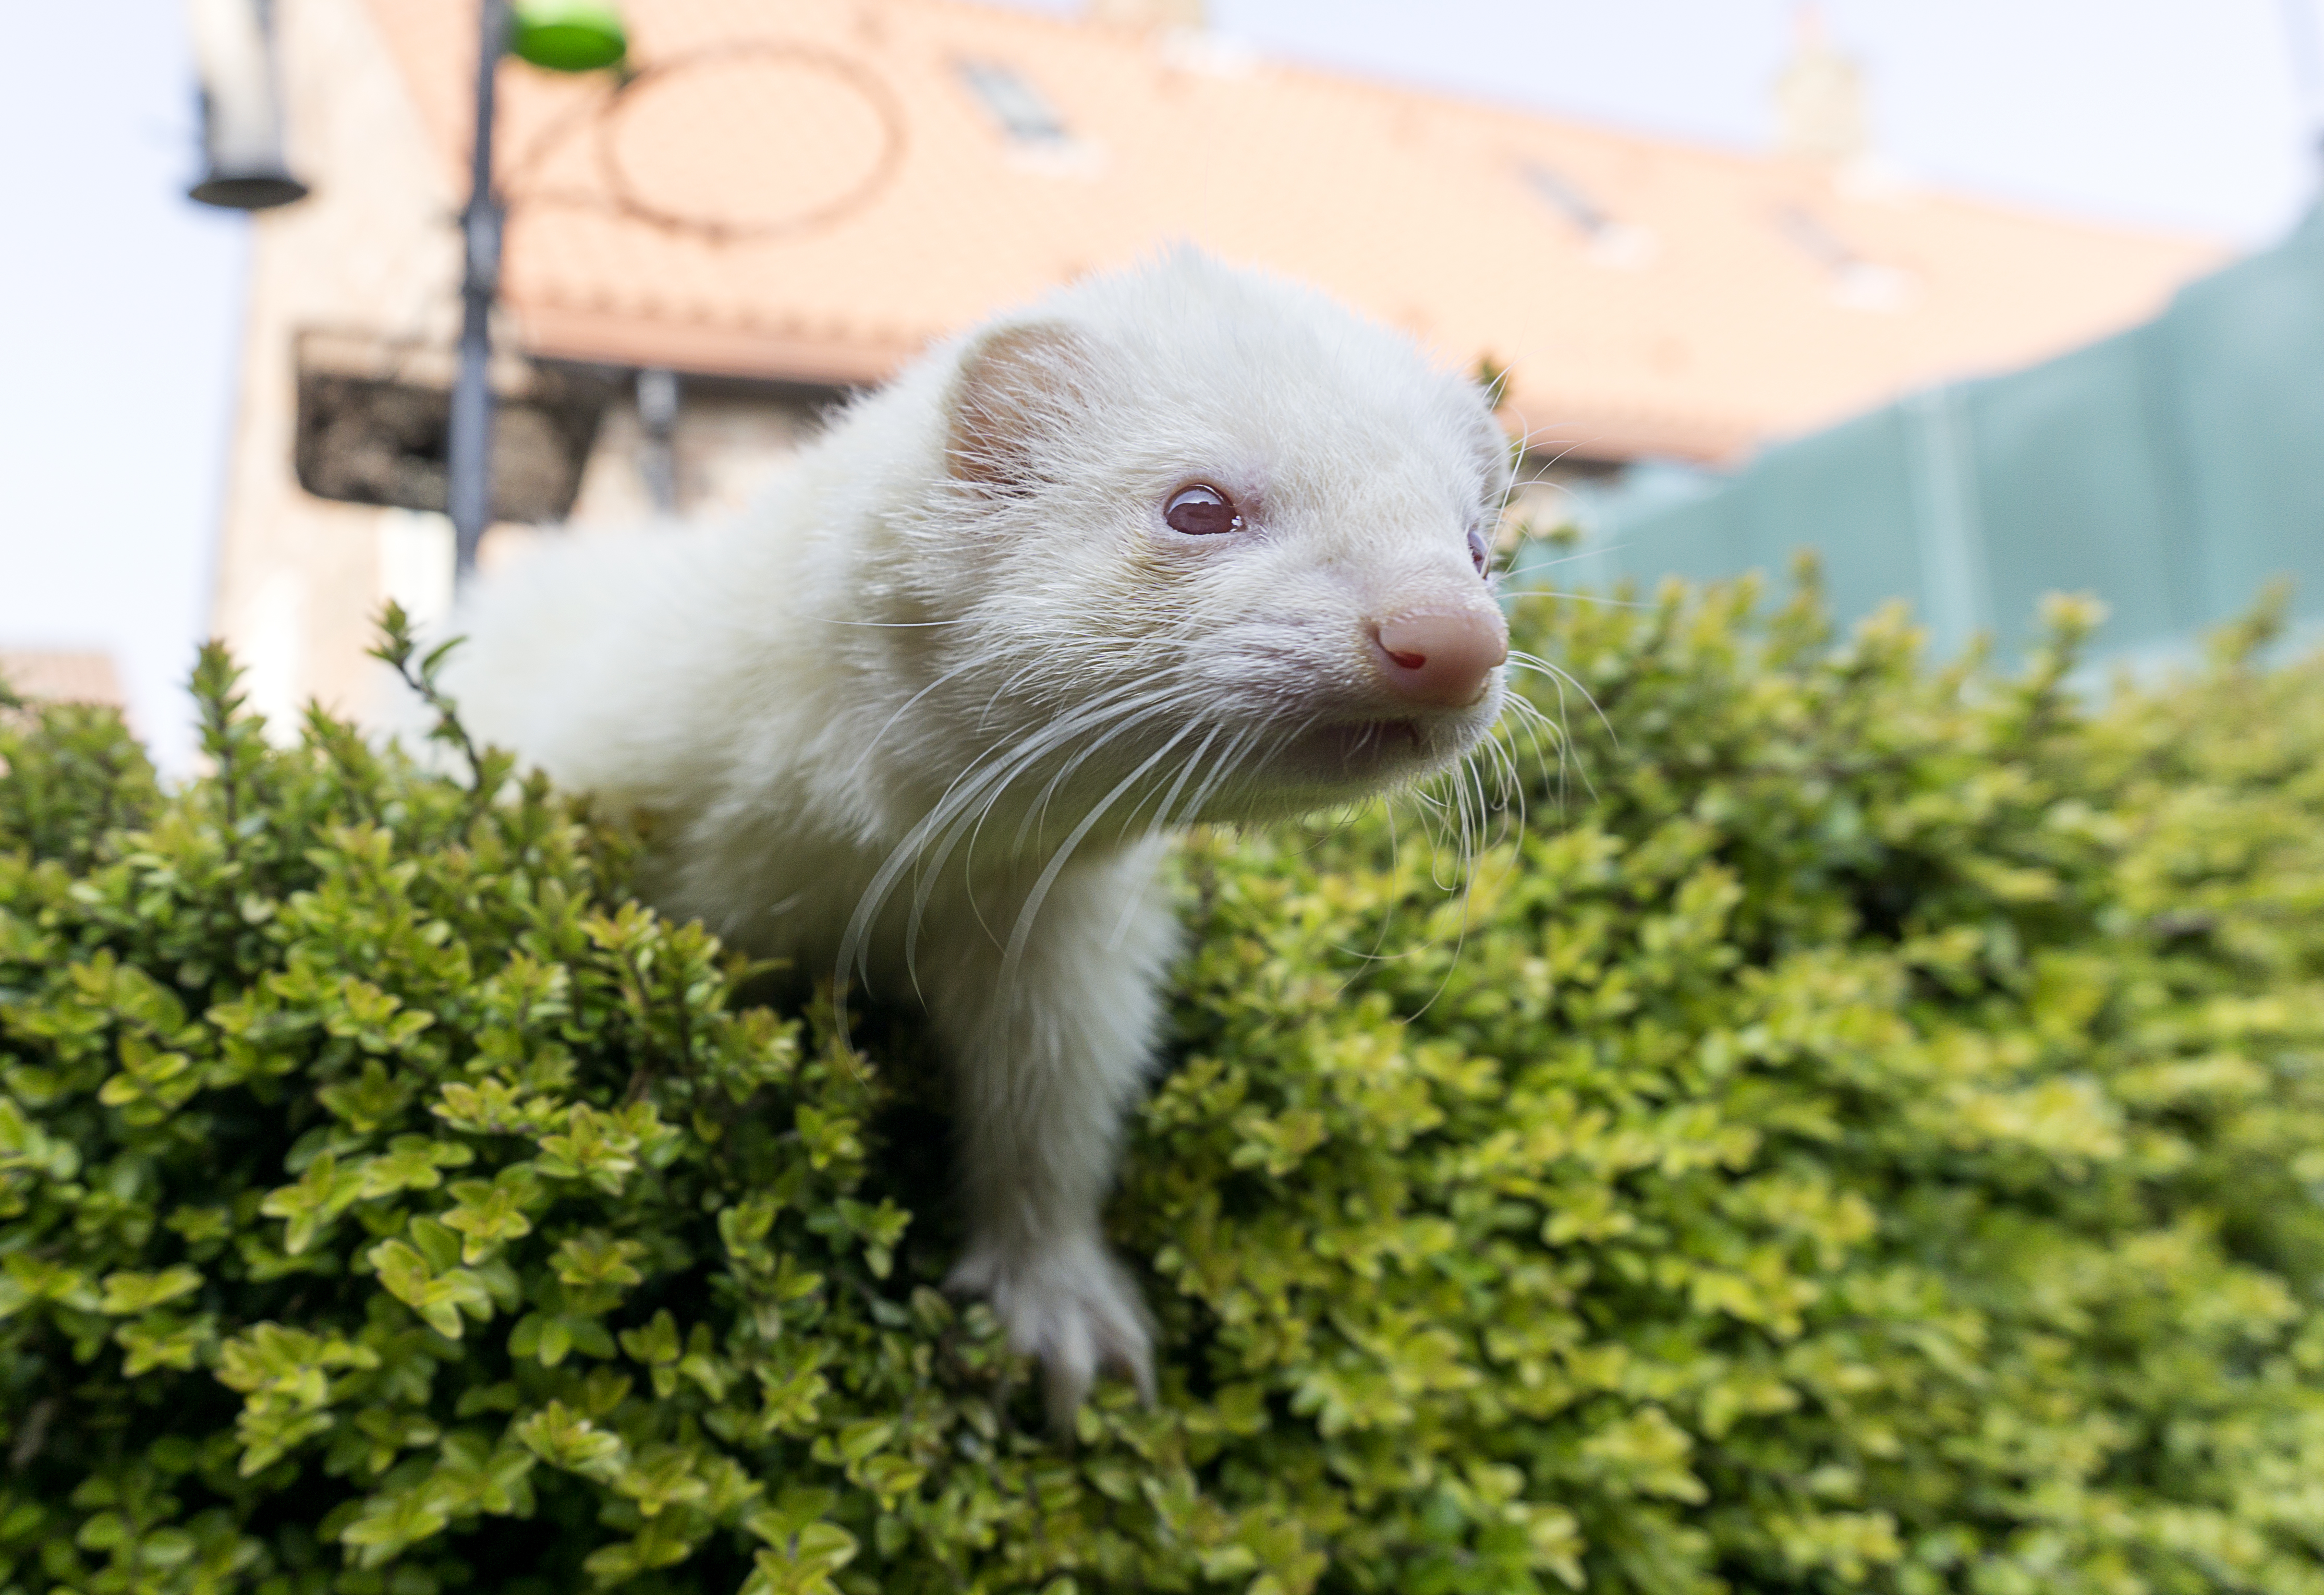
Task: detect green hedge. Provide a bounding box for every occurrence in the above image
[5,576,2324,1595]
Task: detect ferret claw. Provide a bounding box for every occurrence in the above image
[948,1239,1154,1436]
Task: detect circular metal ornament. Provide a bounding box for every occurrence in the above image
[591,43,906,243]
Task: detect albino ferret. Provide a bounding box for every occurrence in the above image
[444,251,1513,1429]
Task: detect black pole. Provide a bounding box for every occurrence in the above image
[449,0,506,584]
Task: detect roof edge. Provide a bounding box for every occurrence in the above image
[514,301,927,388]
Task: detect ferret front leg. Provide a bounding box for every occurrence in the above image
[920,843,1178,1434]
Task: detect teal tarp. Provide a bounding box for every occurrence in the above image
[1536,203,2324,658]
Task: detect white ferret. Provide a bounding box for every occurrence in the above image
[443,250,1513,1429]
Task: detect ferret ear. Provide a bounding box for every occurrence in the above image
[946,322,1094,491]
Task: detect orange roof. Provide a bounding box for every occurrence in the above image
[364,0,2219,462]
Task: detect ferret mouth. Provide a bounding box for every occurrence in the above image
[1270,717,1439,785]
[1123,706,1493,825]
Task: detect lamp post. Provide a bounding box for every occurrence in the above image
[185,0,310,210]
[449,0,628,584]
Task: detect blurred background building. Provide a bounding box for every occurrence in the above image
[205,0,2220,726]
[0,652,126,716]
[9,0,2321,759]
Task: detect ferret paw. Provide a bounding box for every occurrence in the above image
[947,1237,1154,1436]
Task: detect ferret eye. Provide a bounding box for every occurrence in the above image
[1467,525,1494,579]
[1165,485,1243,536]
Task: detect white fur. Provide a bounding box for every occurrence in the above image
[441,251,1511,1430]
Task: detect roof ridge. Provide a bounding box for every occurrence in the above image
[868,0,2217,245]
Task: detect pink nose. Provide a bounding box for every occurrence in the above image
[1370,608,1509,707]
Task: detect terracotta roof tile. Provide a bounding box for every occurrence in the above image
[364,0,2220,461]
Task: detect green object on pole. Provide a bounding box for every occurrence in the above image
[509,0,627,72]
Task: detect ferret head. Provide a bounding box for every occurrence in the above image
[880,250,1513,830]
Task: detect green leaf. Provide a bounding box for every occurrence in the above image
[438,1171,539,1263]
[513,1401,626,1482]
[259,1151,368,1255]
[96,1265,203,1316]
[367,1237,493,1339]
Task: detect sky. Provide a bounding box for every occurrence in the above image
[2,0,2318,771]
[2,6,249,772]
[1200,0,2322,240]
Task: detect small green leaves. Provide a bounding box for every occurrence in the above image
[215,1322,381,1475]
[114,1310,216,1375]
[95,1266,202,1316]
[742,1492,861,1595]
[793,1104,862,1171]
[318,1060,420,1132]
[553,1231,648,1289]
[1,1254,100,1318]
[437,1170,540,1264]
[532,1101,639,1193]
[514,1400,627,1482]
[367,1237,493,1340]
[95,1033,200,1126]
[215,1323,379,1406]
[432,1078,560,1137]
[337,1484,451,1569]
[324,977,435,1055]
[617,1309,730,1398]
[13,590,2324,1595]
[431,1432,539,1517]
[806,1198,909,1279]
[0,1094,80,1180]
[260,1151,367,1255]
[741,1520,860,1595]
[355,1134,475,1200]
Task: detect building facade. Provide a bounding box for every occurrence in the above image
[209,0,2220,727]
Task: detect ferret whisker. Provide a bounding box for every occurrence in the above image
[1169,731,1260,852]
[1383,757,1493,1027]
[1103,725,1226,949]
[845,685,1154,1007]
[1503,584,1649,609]
[1012,687,1186,852]
[1500,669,1579,810]
[1225,709,1331,812]
[1455,757,1478,890]
[1448,756,1482,892]
[1540,669,1587,809]
[845,654,993,786]
[1002,699,1183,871]
[1505,650,1618,752]
[1499,441,1589,506]
[1491,698,1559,823]
[1515,434,1590,483]
[948,689,1179,898]
[1176,723,1268,827]
[1001,723,1205,988]
[1500,541,1615,573]
[1125,721,1223,853]
[1468,743,1498,851]
[902,687,1179,962]
[1365,792,1409,969]
[1479,731,1519,830]
[809,617,975,628]
[971,647,1096,734]
[844,738,1025,1012]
